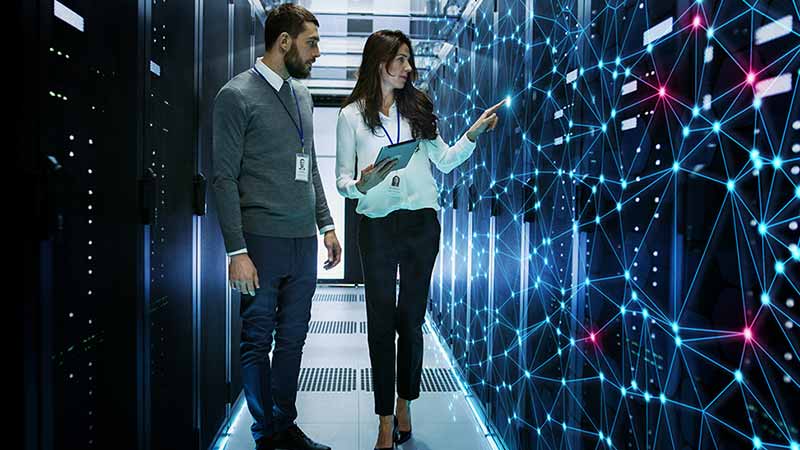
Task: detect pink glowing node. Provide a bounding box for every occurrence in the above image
[659,87,666,97]
[743,327,753,341]
[693,16,701,27]
[590,332,596,342]
[746,72,756,84]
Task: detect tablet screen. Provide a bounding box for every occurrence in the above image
[374,139,419,171]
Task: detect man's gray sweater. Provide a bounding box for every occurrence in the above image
[212,69,333,253]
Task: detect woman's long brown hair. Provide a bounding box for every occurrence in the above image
[342,30,438,140]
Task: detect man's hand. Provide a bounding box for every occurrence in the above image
[229,254,259,296]
[323,230,342,270]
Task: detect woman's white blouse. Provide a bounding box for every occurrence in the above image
[335,100,477,218]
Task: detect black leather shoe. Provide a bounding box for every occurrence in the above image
[256,436,276,450]
[393,415,412,445]
[272,425,331,450]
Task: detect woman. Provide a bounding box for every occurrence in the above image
[335,30,503,450]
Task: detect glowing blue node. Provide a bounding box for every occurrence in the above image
[683,126,690,137]
[727,180,735,191]
[601,123,607,132]
[642,308,649,319]
[547,90,551,98]
[505,95,512,107]
[621,179,628,190]
[795,185,800,199]
[621,387,627,395]
[735,370,743,382]
[675,336,682,346]
[672,322,680,333]
[615,56,621,65]
[598,60,604,69]
[644,392,651,402]
[599,372,605,381]
[707,27,715,39]
[712,121,721,133]
[761,293,770,305]
[632,291,638,300]
[660,393,666,403]
[624,271,630,280]
[790,441,798,450]
[758,223,767,235]
[616,202,622,211]
[611,109,616,118]
[753,436,762,449]
[775,261,785,274]
[647,43,653,53]
[753,96,762,109]
[692,105,700,116]
[625,67,631,76]
[673,161,680,172]
[773,157,782,169]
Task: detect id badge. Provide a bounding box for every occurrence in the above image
[295,153,310,182]
[387,174,402,198]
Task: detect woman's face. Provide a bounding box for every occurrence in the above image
[380,43,413,90]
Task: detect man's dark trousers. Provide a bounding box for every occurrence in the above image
[239,232,317,442]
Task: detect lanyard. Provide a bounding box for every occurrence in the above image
[252,68,305,150]
[379,108,401,145]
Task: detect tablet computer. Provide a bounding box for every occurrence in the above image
[374,139,419,171]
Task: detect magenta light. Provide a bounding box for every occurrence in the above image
[743,327,753,341]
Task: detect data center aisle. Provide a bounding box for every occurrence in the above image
[219,285,495,450]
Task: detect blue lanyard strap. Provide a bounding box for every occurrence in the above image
[252,68,305,149]
[379,109,401,145]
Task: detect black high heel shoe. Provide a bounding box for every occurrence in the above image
[374,421,396,450]
[393,414,413,445]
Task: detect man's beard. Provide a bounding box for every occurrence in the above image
[285,43,311,79]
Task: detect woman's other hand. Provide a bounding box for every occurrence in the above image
[466,99,505,141]
[356,157,398,193]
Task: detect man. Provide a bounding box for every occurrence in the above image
[212,4,341,450]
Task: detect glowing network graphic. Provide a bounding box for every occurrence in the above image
[423,0,799,448]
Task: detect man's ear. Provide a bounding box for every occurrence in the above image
[278,32,291,52]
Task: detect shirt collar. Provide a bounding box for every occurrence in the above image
[379,100,397,119]
[254,58,291,92]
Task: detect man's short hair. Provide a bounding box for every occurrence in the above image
[264,4,319,50]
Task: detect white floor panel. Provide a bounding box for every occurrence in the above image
[221,285,493,450]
